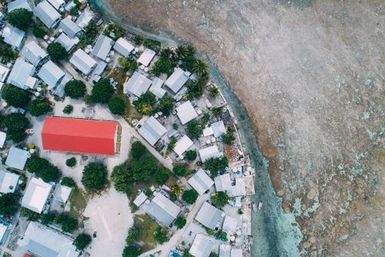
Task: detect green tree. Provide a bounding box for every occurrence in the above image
[0,193,20,216]
[29,98,52,117]
[174,216,186,229]
[184,150,197,161]
[158,95,174,116]
[208,85,219,98]
[122,245,141,257]
[64,80,86,99]
[154,227,168,244]
[55,213,78,233]
[65,157,77,167]
[182,189,198,204]
[32,25,47,38]
[8,9,33,31]
[186,120,203,139]
[222,131,235,145]
[173,164,187,177]
[133,92,156,115]
[3,113,30,142]
[41,212,57,225]
[111,162,132,193]
[47,43,68,62]
[2,84,31,108]
[82,162,108,192]
[63,105,73,114]
[61,177,76,187]
[126,226,139,244]
[73,233,92,250]
[91,78,114,104]
[108,96,126,115]
[26,155,61,183]
[119,57,138,72]
[211,192,230,208]
[131,142,147,160]
[20,207,40,220]
[192,60,209,78]
[203,157,229,177]
[154,168,170,185]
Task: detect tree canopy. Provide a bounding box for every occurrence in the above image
[91,78,114,104]
[173,164,187,177]
[203,157,229,177]
[65,157,77,167]
[29,98,52,117]
[122,245,141,257]
[184,150,197,161]
[26,155,62,182]
[133,92,156,115]
[186,120,203,139]
[55,213,78,233]
[8,9,33,31]
[61,177,76,187]
[108,96,126,115]
[82,162,108,192]
[64,80,86,99]
[154,227,168,244]
[211,191,230,208]
[47,43,68,62]
[158,95,174,116]
[73,233,92,250]
[182,189,198,204]
[2,84,31,108]
[174,216,186,229]
[3,113,30,142]
[0,193,20,216]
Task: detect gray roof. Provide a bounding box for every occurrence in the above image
[145,192,181,227]
[47,0,64,10]
[59,17,81,38]
[92,34,113,60]
[199,145,222,162]
[123,71,152,97]
[5,146,30,170]
[195,201,225,230]
[164,68,189,93]
[34,1,61,28]
[0,169,19,194]
[37,61,65,89]
[55,33,79,52]
[75,7,94,28]
[69,49,97,75]
[2,24,25,49]
[22,41,48,66]
[53,73,71,98]
[8,0,32,12]
[137,48,156,67]
[17,222,78,257]
[219,244,231,257]
[7,58,36,89]
[0,64,10,83]
[188,169,214,195]
[21,178,52,213]
[92,60,107,76]
[113,37,134,57]
[189,234,214,257]
[149,77,166,99]
[138,116,167,146]
[211,120,226,138]
[176,101,198,125]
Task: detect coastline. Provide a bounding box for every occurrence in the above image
[89,0,303,256]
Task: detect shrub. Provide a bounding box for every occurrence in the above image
[91,78,114,104]
[122,245,141,257]
[119,57,138,72]
[203,157,229,177]
[173,164,187,177]
[182,189,198,204]
[47,43,68,62]
[0,193,20,216]
[186,120,203,139]
[108,96,126,115]
[65,157,77,167]
[55,213,78,233]
[8,9,33,31]
[64,80,86,99]
[81,162,108,192]
[29,98,52,117]
[63,105,73,114]
[184,150,197,161]
[41,212,57,225]
[26,155,61,182]
[32,26,47,38]
[131,141,146,160]
[154,168,170,185]
[3,113,30,142]
[20,207,40,221]
[126,226,139,244]
[61,177,76,187]
[158,95,174,116]
[211,191,230,208]
[222,131,235,145]
[133,91,156,115]
[74,233,92,250]
[2,84,31,108]
[154,227,168,244]
[174,216,186,229]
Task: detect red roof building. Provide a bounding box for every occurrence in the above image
[42,117,119,155]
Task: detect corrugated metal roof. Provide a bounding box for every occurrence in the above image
[59,17,81,38]
[21,178,52,213]
[145,192,181,227]
[124,71,152,97]
[92,34,113,60]
[69,49,97,75]
[199,145,223,162]
[113,37,134,57]
[34,1,61,28]
[8,0,32,13]
[189,234,214,257]
[2,24,25,49]
[5,146,30,170]
[164,68,189,93]
[7,58,35,89]
[55,33,79,52]
[188,169,214,195]
[174,135,193,157]
[138,116,167,146]
[176,101,198,125]
[47,0,64,10]
[22,41,48,66]
[195,201,224,230]
[37,61,65,89]
[138,48,155,66]
[0,169,19,194]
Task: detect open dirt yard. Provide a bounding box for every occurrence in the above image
[104,0,385,256]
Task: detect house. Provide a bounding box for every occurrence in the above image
[55,33,79,52]
[0,131,6,148]
[176,101,198,125]
[92,34,113,61]
[188,169,214,195]
[75,7,94,29]
[219,244,231,257]
[123,71,152,97]
[8,0,32,12]
[189,234,215,257]
[133,192,147,207]
[214,174,232,192]
[7,58,37,89]
[138,48,156,67]
[113,37,134,57]
[69,49,97,75]
[37,61,65,89]
[42,116,119,155]
[34,1,61,28]
[195,201,225,230]
[0,64,10,82]
[0,170,19,194]
[138,116,167,146]
[164,68,189,94]
[59,17,81,38]
[22,41,48,67]
[199,145,223,162]
[149,77,166,99]
[91,60,107,80]
[1,24,25,50]
[145,192,181,227]
[230,177,247,196]
[211,121,226,138]
[53,184,72,204]
[230,249,242,257]
[0,223,9,244]
[53,73,71,98]
[174,135,194,157]
[47,0,65,11]
[222,215,239,234]
[17,222,78,257]
[21,178,52,213]
[5,146,30,170]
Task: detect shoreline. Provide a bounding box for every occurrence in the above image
[88,0,304,256]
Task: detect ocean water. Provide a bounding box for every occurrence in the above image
[89,1,303,256]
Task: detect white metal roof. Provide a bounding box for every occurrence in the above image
[53,184,72,203]
[5,146,30,170]
[188,169,214,195]
[75,7,94,29]
[230,177,247,197]
[59,17,81,38]
[222,215,239,234]
[176,101,198,125]
[138,48,156,67]
[0,223,8,243]
[0,64,10,83]
[123,71,152,97]
[1,24,25,49]
[55,33,79,52]
[230,249,243,257]
[0,131,6,148]
[21,177,52,213]
[22,41,48,66]
[195,201,225,230]
[214,174,232,192]
[34,1,61,28]
[164,68,189,93]
[69,49,97,75]
[0,169,19,194]
[133,192,147,207]
[174,135,193,157]
[145,192,181,227]
[113,37,134,57]
[219,244,231,257]
[211,120,226,138]
[199,145,223,162]
[7,58,35,89]
[149,77,166,99]
[47,0,64,10]
[189,234,214,257]
[37,60,65,89]
[203,126,214,137]
[138,116,167,146]
[92,34,113,60]
[8,0,32,13]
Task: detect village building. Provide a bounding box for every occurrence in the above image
[69,49,97,75]
[230,177,247,196]
[37,60,65,89]
[75,7,94,29]
[199,145,223,162]
[92,34,113,61]
[0,131,6,148]
[138,116,167,146]
[21,177,52,213]
[5,146,30,170]
[47,0,65,11]
[188,169,214,195]
[214,173,232,192]
[230,248,243,257]
[173,135,194,157]
[52,74,71,98]
[58,17,81,38]
[176,101,198,125]
[195,201,225,230]
[124,71,152,97]
[0,64,10,83]
[222,215,239,234]
[149,77,166,99]
[7,0,32,12]
[34,1,62,28]
[211,120,226,137]
[16,222,78,257]
[22,41,48,67]
[1,24,25,50]
[53,184,72,204]
[113,37,134,57]
[0,170,19,194]
[133,192,148,207]
[145,192,181,227]
[219,244,231,257]
[55,33,79,52]
[91,60,107,81]
[189,234,215,257]
[42,116,119,155]
[0,223,9,244]
[164,68,189,94]
[138,48,156,67]
[7,58,37,89]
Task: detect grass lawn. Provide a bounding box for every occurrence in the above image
[134,214,159,252]
[69,187,89,217]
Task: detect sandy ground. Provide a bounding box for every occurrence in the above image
[103,0,385,256]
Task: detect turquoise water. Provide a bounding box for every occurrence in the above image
[89,1,303,256]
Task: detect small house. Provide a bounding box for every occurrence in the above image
[1,24,25,50]
[176,101,198,125]
[59,17,81,38]
[37,60,65,89]
[188,169,214,195]
[47,0,65,11]
[173,135,194,157]
[21,178,52,213]
[199,145,223,162]
[55,33,79,52]
[164,68,189,94]
[123,71,152,97]
[5,146,30,170]
[195,201,225,230]
[8,0,32,12]
[138,48,155,67]
[34,1,62,28]
[113,37,134,57]
[7,58,37,89]
[145,192,181,227]
[138,116,167,146]
[92,34,113,61]
[0,169,19,194]
[149,77,166,99]
[69,49,97,75]
[22,41,48,67]
[189,234,215,257]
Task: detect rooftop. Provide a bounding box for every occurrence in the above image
[149,77,166,99]
[59,17,81,38]
[2,24,25,50]
[69,49,97,75]
[138,48,156,67]
[138,116,167,146]
[164,68,189,94]
[145,192,181,227]
[47,0,65,10]
[188,169,214,195]
[123,71,152,97]
[21,177,52,213]
[22,41,48,67]
[5,146,30,170]
[195,201,225,230]
[189,234,214,257]
[7,58,36,89]
[55,33,79,52]
[173,135,194,157]
[34,1,61,28]
[37,60,65,89]
[113,37,134,57]
[92,34,114,60]
[199,145,223,162]
[8,0,32,13]
[176,101,198,125]
[0,169,19,194]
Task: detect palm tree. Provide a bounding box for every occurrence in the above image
[192,59,209,77]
